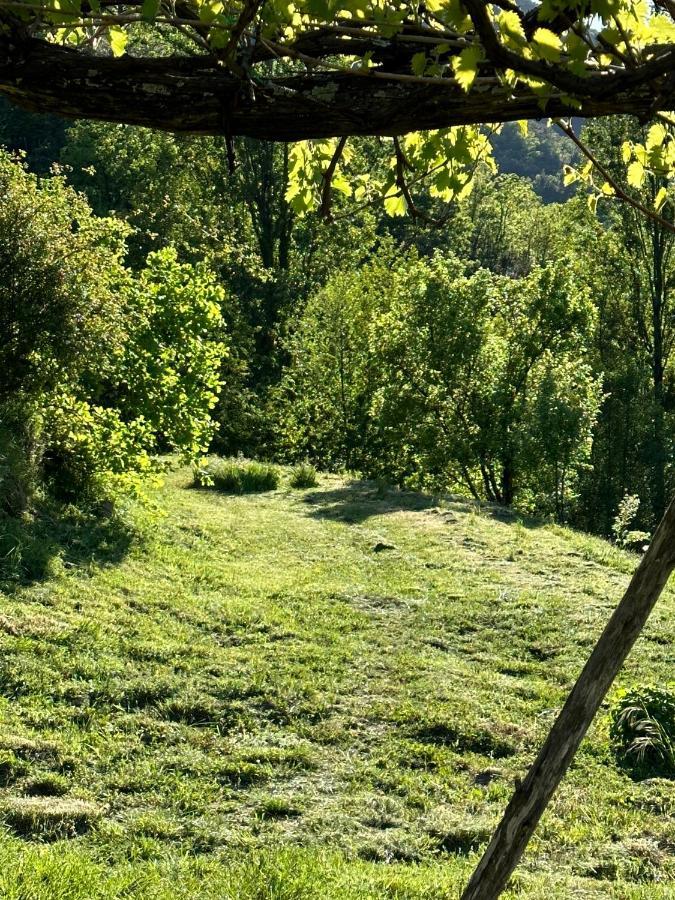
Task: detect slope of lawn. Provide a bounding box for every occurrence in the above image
[0,468,673,899]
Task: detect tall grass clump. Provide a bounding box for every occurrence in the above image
[609,685,675,779]
[289,462,318,489]
[193,458,279,494]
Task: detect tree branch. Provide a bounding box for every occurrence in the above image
[0,16,674,140]
[554,118,675,234]
[319,136,347,219]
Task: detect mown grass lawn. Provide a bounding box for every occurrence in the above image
[0,468,673,898]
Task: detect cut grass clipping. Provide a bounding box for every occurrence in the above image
[193,458,279,494]
[0,797,101,840]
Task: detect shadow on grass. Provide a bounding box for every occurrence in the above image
[301,479,528,526]
[0,503,135,592]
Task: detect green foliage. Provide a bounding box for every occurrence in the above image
[193,458,280,494]
[0,149,129,506]
[6,88,675,542]
[612,494,651,550]
[33,246,227,502]
[116,247,227,459]
[374,257,601,513]
[464,173,567,275]
[4,0,675,229]
[577,116,675,526]
[273,257,387,472]
[609,686,675,779]
[277,251,601,517]
[0,150,227,510]
[0,414,43,518]
[289,463,319,489]
[0,151,128,403]
[61,123,229,266]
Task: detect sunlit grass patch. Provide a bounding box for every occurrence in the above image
[0,467,672,896]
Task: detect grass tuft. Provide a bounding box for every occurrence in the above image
[24,774,70,797]
[0,751,29,786]
[193,458,279,494]
[289,463,319,489]
[0,797,101,840]
[255,797,302,820]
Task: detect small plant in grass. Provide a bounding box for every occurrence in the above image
[238,461,279,493]
[612,493,650,550]
[609,685,675,778]
[191,458,215,488]
[0,751,29,786]
[289,462,318,489]
[192,458,279,494]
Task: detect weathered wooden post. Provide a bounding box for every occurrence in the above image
[461,496,675,900]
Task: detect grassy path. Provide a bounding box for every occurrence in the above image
[0,470,673,898]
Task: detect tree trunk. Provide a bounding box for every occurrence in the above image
[501,455,514,507]
[461,493,675,900]
[652,383,666,522]
[650,228,667,522]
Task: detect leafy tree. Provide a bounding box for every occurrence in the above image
[464,172,565,275]
[579,116,675,524]
[111,247,227,457]
[372,256,600,511]
[0,152,127,405]
[0,151,227,507]
[61,123,243,268]
[277,251,601,516]
[46,248,227,500]
[273,253,395,470]
[237,138,294,272]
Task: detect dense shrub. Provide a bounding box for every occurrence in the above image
[276,252,602,518]
[193,458,279,494]
[0,151,126,509]
[114,247,227,458]
[0,152,127,405]
[609,686,675,779]
[289,463,318,489]
[0,151,227,510]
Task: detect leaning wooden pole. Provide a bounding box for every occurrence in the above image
[461,496,675,900]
